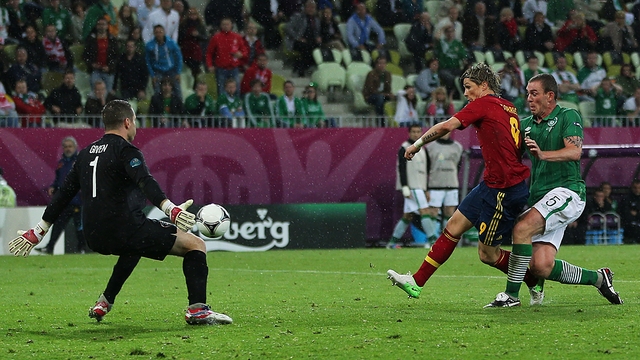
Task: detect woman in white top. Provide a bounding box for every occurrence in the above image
[395,85,419,127]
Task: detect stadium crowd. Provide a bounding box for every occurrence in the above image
[0,0,640,128]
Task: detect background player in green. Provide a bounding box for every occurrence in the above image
[486,73,623,307]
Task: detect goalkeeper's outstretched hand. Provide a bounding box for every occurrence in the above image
[8,228,44,257]
[166,199,196,232]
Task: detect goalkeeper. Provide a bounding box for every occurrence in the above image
[8,100,232,326]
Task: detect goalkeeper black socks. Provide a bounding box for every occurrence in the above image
[104,255,141,304]
[183,250,208,305]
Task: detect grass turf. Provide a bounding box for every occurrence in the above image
[1,245,638,359]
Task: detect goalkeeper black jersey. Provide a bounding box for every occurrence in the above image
[43,134,167,243]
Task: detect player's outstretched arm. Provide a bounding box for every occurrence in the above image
[161,199,196,232]
[8,220,51,257]
[405,117,461,160]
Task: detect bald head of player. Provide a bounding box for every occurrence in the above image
[102,100,137,142]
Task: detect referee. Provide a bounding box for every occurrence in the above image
[9,100,232,326]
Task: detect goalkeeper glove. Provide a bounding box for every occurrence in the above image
[8,220,50,257]
[162,199,196,232]
[402,186,411,198]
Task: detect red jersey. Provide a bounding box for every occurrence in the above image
[205,30,248,70]
[240,63,272,94]
[454,94,530,188]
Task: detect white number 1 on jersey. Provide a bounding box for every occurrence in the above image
[89,156,99,198]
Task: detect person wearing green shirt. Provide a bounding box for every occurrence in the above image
[42,0,73,42]
[217,77,244,128]
[434,25,467,99]
[593,78,622,126]
[82,0,118,40]
[486,73,623,308]
[301,83,327,128]
[275,80,306,128]
[244,79,275,128]
[185,81,216,127]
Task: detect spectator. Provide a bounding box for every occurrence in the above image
[173,0,186,19]
[5,47,41,93]
[346,2,386,52]
[575,0,604,32]
[499,57,524,104]
[0,167,16,207]
[20,25,47,71]
[205,17,247,97]
[622,87,640,126]
[240,53,272,95]
[178,7,207,83]
[6,0,26,42]
[240,21,266,70]
[128,26,145,55]
[142,0,180,43]
[0,81,18,127]
[250,0,284,49]
[522,0,550,24]
[136,0,158,30]
[554,11,597,53]
[601,10,638,53]
[498,0,526,25]
[278,0,304,19]
[585,188,613,216]
[34,136,86,254]
[115,39,149,100]
[302,83,327,127]
[426,86,455,121]
[217,77,244,127]
[434,5,462,40]
[546,0,575,26]
[523,11,555,53]
[495,7,522,53]
[70,1,86,44]
[551,55,581,104]
[284,0,321,77]
[363,56,394,125]
[84,79,118,126]
[43,24,72,72]
[620,179,640,243]
[184,81,216,127]
[42,0,73,43]
[44,70,83,123]
[402,0,423,22]
[577,51,607,100]
[394,85,419,127]
[415,58,440,100]
[84,18,119,93]
[600,181,619,211]
[149,76,184,127]
[462,1,496,52]
[117,4,138,43]
[244,78,275,127]
[204,0,244,32]
[405,12,434,72]
[434,25,467,99]
[521,56,548,85]
[616,64,640,100]
[145,24,183,98]
[12,78,46,128]
[593,77,622,126]
[0,6,10,44]
[319,6,344,51]
[276,80,306,127]
[82,0,119,41]
[374,0,404,28]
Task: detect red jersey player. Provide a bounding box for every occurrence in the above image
[387,62,536,300]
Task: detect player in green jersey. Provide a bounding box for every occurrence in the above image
[486,73,623,307]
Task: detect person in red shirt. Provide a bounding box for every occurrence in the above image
[240,53,272,96]
[387,62,537,299]
[12,79,46,127]
[205,17,248,97]
[83,18,120,93]
[240,21,265,71]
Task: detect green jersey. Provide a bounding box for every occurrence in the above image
[42,6,73,40]
[301,98,325,127]
[594,88,618,116]
[184,93,216,116]
[244,92,275,127]
[520,105,586,205]
[276,95,306,127]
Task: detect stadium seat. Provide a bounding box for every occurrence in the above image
[393,23,412,59]
[196,73,218,99]
[383,101,397,126]
[631,52,640,68]
[70,44,86,72]
[557,100,580,113]
[533,51,545,66]
[3,44,17,63]
[514,50,525,67]
[347,73,366,93]
[424,0,441,16]
[42,71,65,94]
[75,71,91,103]
[312,47,342,65]
[346,62,372,89]
[372,49,401,66]
[386,62,404,76]
[342,49,371,67]
[544,52,555,69]
[405,74,417,86]
[271,73,286,98]
[278,23,300,63]
[180,67,195,93]
[311,62,346,93]
[473,50,485,64]
[578,101,595,127]
[586,212,606,245]
[491,62,505,72]
[564,52,574,68]
[452,99,467,111]
[338,23,348,47]
[605,212,624,244]
[484,50,495,65]
[391,74,406,94]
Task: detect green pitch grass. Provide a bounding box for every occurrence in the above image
[1,245,638,359]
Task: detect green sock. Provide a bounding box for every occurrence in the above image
[547,259,598,285]
[505,243,533,298]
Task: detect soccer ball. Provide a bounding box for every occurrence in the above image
[196,204,231,238]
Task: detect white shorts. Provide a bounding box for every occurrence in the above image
[403,188,429,214]
[428,189,459,208]
[530,187,585,250]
